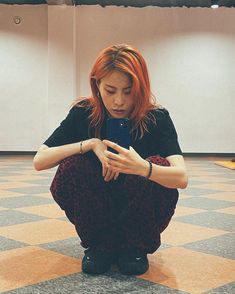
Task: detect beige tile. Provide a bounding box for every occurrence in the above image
[15,204,65,218]
[161,221,228,246]
[0,219,77,245]
[178,194,194,199]
[0,175,48,182]
[0,190,25,198]
[13,170,43,175]
[0,182,38,189]
[190,176,235,183]
[193,183,235,192]
[35,192,53,199]
[188,171,222,177]
[173,206,206,218]
[0,246,81,292]
[215,206,235,215]
[205,192,235,202]
[141,247,235,294]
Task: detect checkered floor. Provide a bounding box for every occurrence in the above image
[0,155,234,294]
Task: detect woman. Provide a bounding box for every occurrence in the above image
[33,44,188,276]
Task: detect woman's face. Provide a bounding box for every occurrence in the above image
[97,70,134,118]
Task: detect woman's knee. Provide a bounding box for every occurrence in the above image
[58,152,100,176]
[146,155,170,167]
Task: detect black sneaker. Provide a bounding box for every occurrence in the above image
[82,248,115,275]
[118,248,149,275]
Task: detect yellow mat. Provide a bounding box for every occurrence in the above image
[214,160,235,170]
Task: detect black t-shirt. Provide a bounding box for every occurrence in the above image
[43,103,182,159]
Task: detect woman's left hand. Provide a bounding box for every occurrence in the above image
[102,140,149,177]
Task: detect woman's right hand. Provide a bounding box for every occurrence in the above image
[91,138,119,182]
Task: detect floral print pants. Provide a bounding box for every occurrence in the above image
[50,152,178,254]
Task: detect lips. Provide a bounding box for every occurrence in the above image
[112,109,125,113]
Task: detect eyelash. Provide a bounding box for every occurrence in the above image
[106,90,131,95]
[106,90,115,94]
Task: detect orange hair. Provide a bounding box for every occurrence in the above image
[75,44,159,139]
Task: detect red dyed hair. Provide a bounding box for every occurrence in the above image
[75,44,159,138]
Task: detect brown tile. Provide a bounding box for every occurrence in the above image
[173,206,206,218]
[205,192,235,202]
[0,156,33,162]
[141,247,235,294]
[0,246,81,292]
[0,219,77,245]
[15,204,65,218]
[161,221,228,246]
[215,206,235,215]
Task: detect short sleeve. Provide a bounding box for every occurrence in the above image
[43,106,80,147]
[156,108,182,158]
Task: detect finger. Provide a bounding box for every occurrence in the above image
[114,172,119,180]
[106,171,116,182]
[103,140,126,154]
[102,164,108,177]
[104,168,114,182]
[104,150,120,161]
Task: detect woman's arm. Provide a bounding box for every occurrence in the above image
[102,140,188,189]
[33,139,98,171]
[141,154,188,189]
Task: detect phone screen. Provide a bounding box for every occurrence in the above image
[106,118,130,153]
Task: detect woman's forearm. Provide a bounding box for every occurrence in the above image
[140,161,188,189]
[33,138,97,171]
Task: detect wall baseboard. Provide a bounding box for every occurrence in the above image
[0,151,36,155]
[183,153,235,157]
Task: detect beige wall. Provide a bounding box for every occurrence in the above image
[0,4,235,152]
[76,6,235,153]
[0,5,48,151]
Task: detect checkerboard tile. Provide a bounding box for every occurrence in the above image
[0,155,234,293]
[141,247,235,294]
[0,246,81,292]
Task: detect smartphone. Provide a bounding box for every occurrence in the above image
[106,118,130,154]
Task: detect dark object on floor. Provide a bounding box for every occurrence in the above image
[82,248,116,275]
[118,248,149,275]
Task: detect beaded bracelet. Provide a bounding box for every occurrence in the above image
[79,141,83,154]
[146,160,153,179]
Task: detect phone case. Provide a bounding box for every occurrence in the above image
[106,118,130,153]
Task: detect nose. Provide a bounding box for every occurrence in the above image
[113,92,125,106]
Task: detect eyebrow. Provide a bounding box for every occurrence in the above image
[105,84,131,90]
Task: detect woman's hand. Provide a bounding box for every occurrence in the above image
[102,140,149,177]
[92,138,119,182]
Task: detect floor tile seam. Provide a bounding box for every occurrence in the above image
[180,195,235,204]
[0,218,68,231]
[170,220,231,233]
[0,270,83,294]
[156,245,235,264]
[1,245,82,261]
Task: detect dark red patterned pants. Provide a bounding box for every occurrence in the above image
[50,152,178,254]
